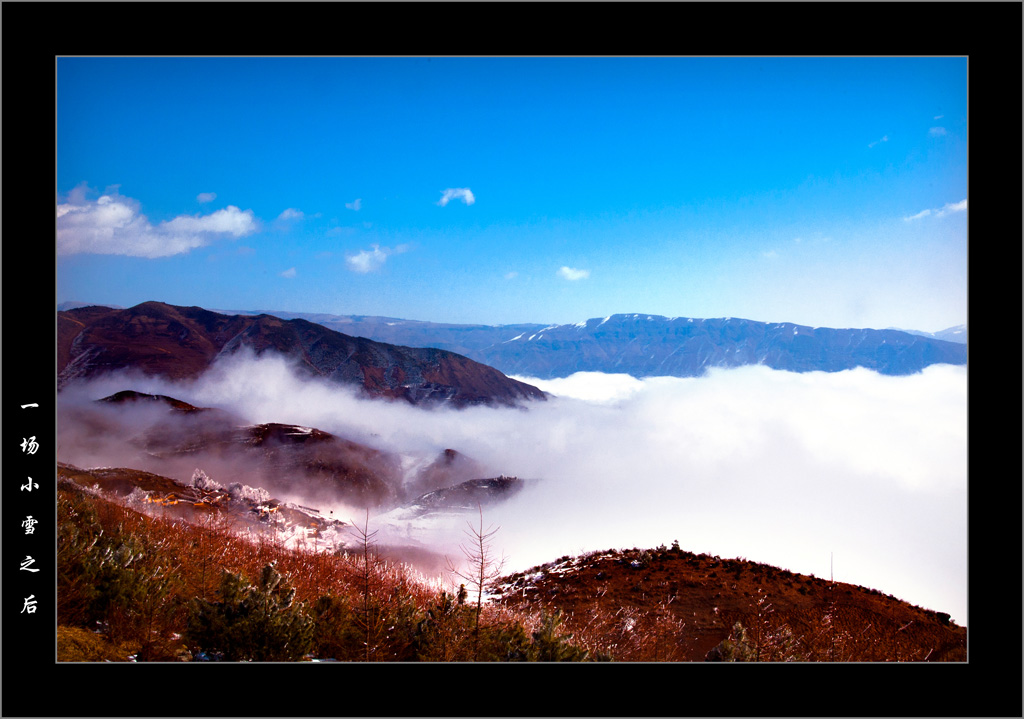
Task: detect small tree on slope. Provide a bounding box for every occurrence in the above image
[446,504,506,661]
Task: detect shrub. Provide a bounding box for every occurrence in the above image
[529,610,589,662]
[412,590,471,661]
[185,563,313,661]
[57,626,132,662]
[310,594,365,661]
[706,621,758,661]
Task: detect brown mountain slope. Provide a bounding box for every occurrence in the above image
[60,391,508,509]
[62,390,404,508]
[57,301,547,407]
[494,546,966,662]
[57,465,967,664]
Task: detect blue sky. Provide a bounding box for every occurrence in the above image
[57,56,967,332]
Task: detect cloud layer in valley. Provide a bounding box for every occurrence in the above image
[57,354,968,625]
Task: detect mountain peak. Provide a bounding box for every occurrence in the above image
[58,301,547,407]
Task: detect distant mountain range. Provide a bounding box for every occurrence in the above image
[58,301,967,382]
[890,325,967,344]
[216,308,967,380]
[57,302,546,407]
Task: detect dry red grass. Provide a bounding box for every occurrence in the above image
[494,546,966,661]
[58,464,965,663]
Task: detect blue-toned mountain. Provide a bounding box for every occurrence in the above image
[225,310,967,380]
[469,314,968,379]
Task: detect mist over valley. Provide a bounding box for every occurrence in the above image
[56,307,968,628]
[48,54,977,677]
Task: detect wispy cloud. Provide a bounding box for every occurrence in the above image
[277,208,304,222]
[57,185,257,258]
[437,188,475,207]
[909,198,962,221]
[280,267,297,279]
[106,356,963,625]
[928,127,947,137]
[904,199,966,222]
[557,266,590,281]
[345,198,362,211]
[196,192,217,204]
[345,243,410,273]
[504,271,519,280]
[935,199,967,217]
[868,135,888,148]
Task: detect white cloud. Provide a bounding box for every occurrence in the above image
[345,198,362,211]
[933,114,944,120]
[928,127,947,137]
[345,243,410,273]
[504,271,518,280]
[280,267,297,279]
[904,199,966,222]
[346,245,387,273]
[935,199,967,217]
[162,207,257,236]
[84,357,965,625]
[512,371,646,404]
[437,188,475,207]
[868,134,888,148]
[197,192,217,204]
[557,266,590,281]
[57,187,257,258]
[277,208,304,221]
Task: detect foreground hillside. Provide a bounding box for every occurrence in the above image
[56,464,965,663]
[494,545,966,662]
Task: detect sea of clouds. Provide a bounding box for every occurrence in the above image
[59,352,968,625]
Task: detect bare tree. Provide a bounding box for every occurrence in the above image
[446,504,506,661]
[347,508,381,661]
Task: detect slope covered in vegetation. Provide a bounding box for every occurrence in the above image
[57,466,964,663]
[57,471,592,663]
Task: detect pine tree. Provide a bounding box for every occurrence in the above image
[185,563,313,661]
[529,610,589,662]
